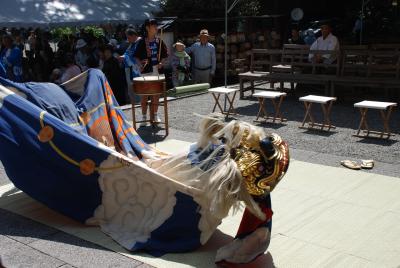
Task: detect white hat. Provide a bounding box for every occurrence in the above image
[75,39,87,49]
[199,29,210,36]
[173,41,185,48]
[108,38,118,47]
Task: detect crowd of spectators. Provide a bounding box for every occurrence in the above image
[0,24,139,104]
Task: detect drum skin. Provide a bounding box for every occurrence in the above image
[133,76,165,95]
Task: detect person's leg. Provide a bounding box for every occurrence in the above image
[202,70,212,84]
[138,96,149,127]
[152,95,160,122]
[193,69,200,83]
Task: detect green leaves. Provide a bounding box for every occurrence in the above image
[50,27,74,40]
[50,25,104,40]
[83,26,105,39]
[158,0,262,18]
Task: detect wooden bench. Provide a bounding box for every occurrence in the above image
[238,49,281,99]
[238,48,340,98]
[332,50,400,95]
[271,44,310,90]
[353,100,397,139]
[238,45,400,98]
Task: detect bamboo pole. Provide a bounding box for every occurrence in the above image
[157,28,164,79]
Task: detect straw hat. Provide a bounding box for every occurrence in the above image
[199,29,210,37]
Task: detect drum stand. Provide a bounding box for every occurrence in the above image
[132,81,169,136]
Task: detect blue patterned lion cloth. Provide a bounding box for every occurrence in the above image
[0,69,209,256]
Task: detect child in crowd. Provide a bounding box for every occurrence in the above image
[170,40,191,87]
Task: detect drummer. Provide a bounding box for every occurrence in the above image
[134,19,168,125]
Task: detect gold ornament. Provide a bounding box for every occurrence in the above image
[234,129,289,197]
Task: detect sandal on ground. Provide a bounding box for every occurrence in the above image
[361,159,374,169]
[340,160,361,170]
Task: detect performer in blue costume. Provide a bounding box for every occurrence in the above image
[0,68,289,265]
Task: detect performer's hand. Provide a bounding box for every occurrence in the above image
[215,227,270,264]
[315,54,323,63]
[141,59,148,71]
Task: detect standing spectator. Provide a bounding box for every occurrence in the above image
[27,30,35,51]
[170,40,191,87]
[134,19,168,124]
[59,53,81,84]
[108,38,119,56]
[117,29,130,55]
[102,45,126,104]
[34,35,54,81]
[14,34,24,52]
[186,29,216,84]
[0,60,7,79]
[74,39,89,71]
[121,28,141,96]
[1,35,23,82]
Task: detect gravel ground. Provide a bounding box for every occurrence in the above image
[126,84,400,177]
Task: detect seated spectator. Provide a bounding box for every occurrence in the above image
[170,41,191,87]
[303,29,316,46]
[60,53,81,84]
[0,34,23,82]
[309,24,339,64]
[288,28,305,45]
[102,45,126,104]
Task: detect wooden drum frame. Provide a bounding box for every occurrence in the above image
[133,76,165,95]
[131,75,169,136]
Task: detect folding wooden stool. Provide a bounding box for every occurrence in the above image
[354,100,397,139]
[299,95,337,131]
[252,91,287,123]
[208,87,240,119]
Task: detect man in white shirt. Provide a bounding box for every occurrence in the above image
[309,24,339,64]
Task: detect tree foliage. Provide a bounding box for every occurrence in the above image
[157,0,262,18]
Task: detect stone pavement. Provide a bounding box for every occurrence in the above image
[0,87,399,267]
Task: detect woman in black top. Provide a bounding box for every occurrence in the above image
[134,19,168,124]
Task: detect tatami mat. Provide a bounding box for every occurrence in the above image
[1,140,399,268]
